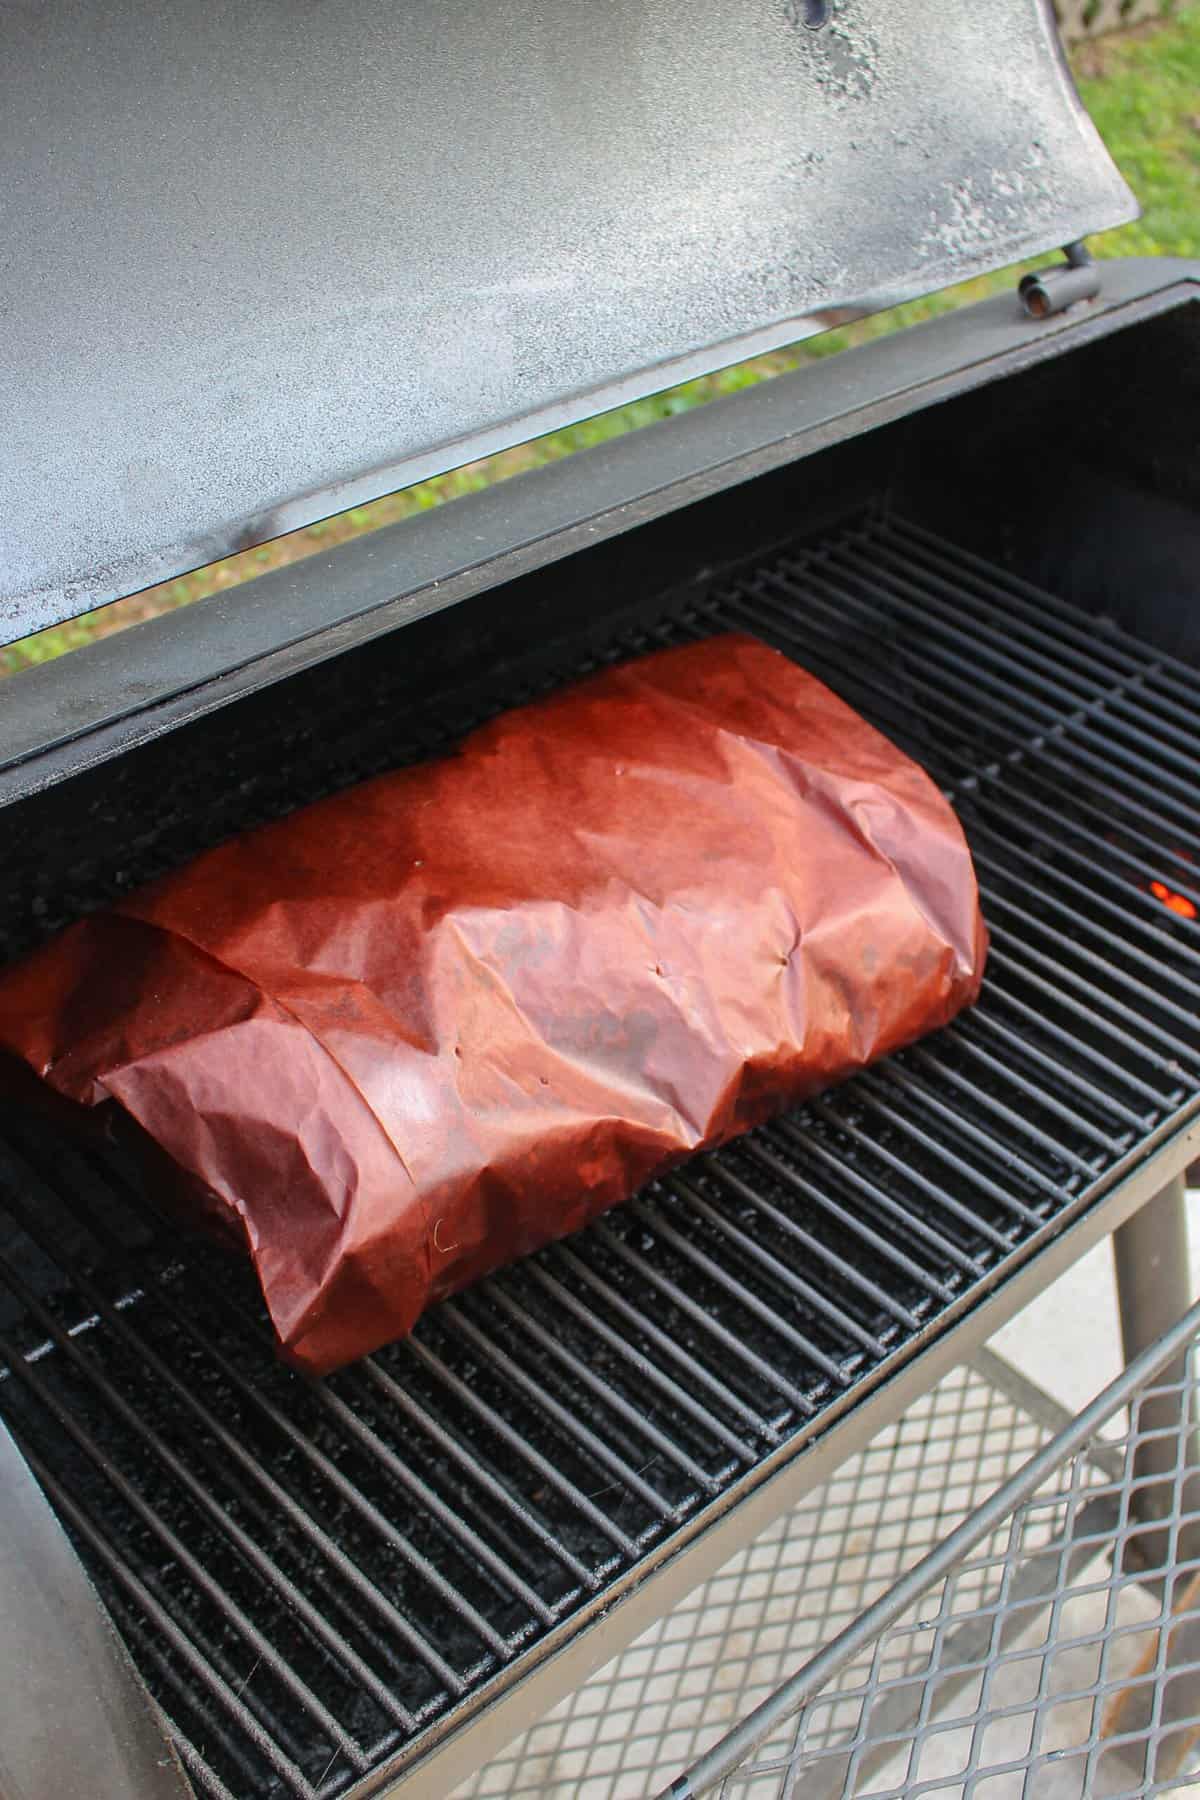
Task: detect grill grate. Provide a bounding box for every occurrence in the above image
[1,516,1199,1799]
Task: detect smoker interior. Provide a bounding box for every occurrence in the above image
[2,299,1200,1800]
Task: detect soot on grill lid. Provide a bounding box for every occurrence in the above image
[2,0,1135,639]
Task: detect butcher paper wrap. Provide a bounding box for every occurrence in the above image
[0,634,987,1374]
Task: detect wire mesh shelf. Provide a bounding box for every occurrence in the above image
[454,1351,1091,1797]
[663,1301,1200,1800]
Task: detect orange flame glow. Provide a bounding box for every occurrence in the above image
[1150,880,1198,921]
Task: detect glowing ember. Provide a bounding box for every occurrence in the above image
[1150,880,1198,921]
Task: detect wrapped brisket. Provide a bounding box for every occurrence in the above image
[0,634,987,1374]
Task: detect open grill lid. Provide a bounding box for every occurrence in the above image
[1,0,1135,640]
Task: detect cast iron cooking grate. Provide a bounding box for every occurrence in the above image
[1,515,1199,1800]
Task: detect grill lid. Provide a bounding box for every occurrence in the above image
[1,0,1135,640]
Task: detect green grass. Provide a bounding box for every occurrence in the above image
[1076,10,1200,261]
[4,6,1198,676]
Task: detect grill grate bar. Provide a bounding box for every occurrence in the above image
[40,1145,513,1688]
[628,1196,857,1386]
[520,1262,757,1465]
[847,533,1183,756]
[591,1221,815,1416]
[734,568,1200,957]
[747,547,1020,709]
[725,578,1034,775]
[0,1307,366,1782]
[969,821,1200,985]
[766,554,1074,731]
[821,542,1109,718]
[881,517,1153,678]
[1060,689,1200,799]
[174,1739,242,1800]
[734,555,1200,882]
[358,1356,600,1588]
[736,1134,956,1305]
[111,1557,348,1794]
[300,1382,557,1636]
[870,524,1142,683]
[152,1343,480,1692]
[960,1006,1152,1134]
[0,1166,424,1735]
[1065,686,1200,784]
[781,1110,998,1265]
[727,571,1195,907]
[549,1246,783,1444]
[936,1027,1128,1154]
[2,514,1198,1800]
[887,515,1200,711]
[441,1299,681,1522]
[16,1135,552,1678]
[987,926,1200,1077]
[474,1281,722,1496]
[907,1044,1103,1176]
[976,762,1200,917]
[668,1172,892,1359]
[1021,731,1200,843]
[400,1333,639,1560]
[698,1156,924,1331]
[983,946,1191,1099]
[14,1436,329,1800]
[868,1061,1074,1204]
[759,532,1057,723]
[768,567,1200,865]
[979,884,1200,1051]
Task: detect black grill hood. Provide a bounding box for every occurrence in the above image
[0,0,1135,640]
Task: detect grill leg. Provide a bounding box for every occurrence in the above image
[1105,1176,1200,1783]
[1112,1173,1197,1570]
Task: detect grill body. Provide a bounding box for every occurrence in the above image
[2,262,1200,1798]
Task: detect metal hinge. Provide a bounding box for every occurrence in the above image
[1019,240,1101,319]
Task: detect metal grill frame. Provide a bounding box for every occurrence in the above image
[3,512,1200,1799]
